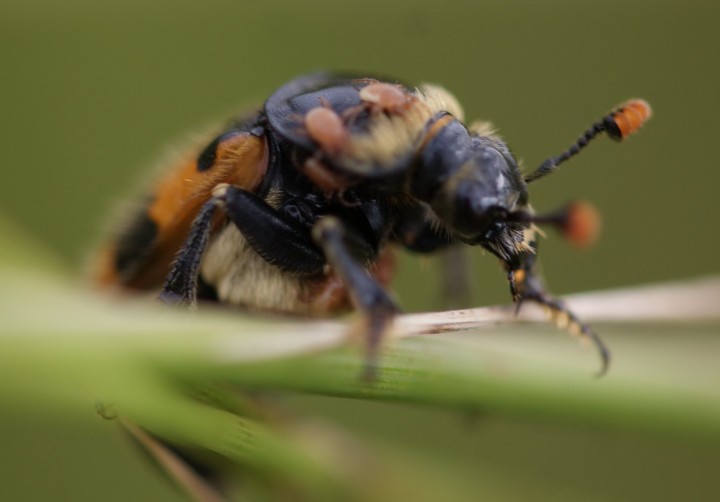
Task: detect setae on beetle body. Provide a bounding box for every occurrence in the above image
[94,72,651,375]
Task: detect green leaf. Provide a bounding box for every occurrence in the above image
[2,212,719,500]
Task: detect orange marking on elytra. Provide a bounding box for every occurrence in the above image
[117,134,268,289]
[93,246,122,286]
[148,134,266,233]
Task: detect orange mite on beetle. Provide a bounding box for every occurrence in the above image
[358,82,414,113]
[304,106,349,155]
[93,72,651,378]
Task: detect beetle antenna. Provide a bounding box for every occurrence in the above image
[525,99,652,183]
[506,201,601,248]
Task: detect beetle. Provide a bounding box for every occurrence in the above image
[94,72,651,376]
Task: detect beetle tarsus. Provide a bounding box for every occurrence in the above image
[313,217,400,378]
[515,280,611,376]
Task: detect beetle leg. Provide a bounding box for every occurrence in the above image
[219,185,326,274]
[161,184,329,306]
[392,204,471,307]
[313,216,400,379]
[439,244,474,309]
[160,200,219,306]
[504,239,611,376]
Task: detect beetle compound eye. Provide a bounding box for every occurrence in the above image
[604,99,653,141]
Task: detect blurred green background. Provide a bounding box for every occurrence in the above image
[2,0,719,500]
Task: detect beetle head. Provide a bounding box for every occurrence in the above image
[428,136,527,243]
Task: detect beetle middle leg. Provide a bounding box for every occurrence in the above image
[392,201,473,308]
[313,216,400,379]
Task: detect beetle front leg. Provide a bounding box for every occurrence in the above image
[313,217,400,379]
[505,234,611,376]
